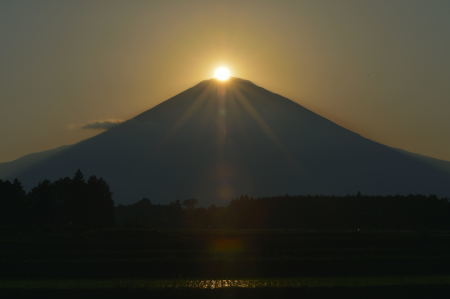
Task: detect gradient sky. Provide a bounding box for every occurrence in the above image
[1,0,449,162]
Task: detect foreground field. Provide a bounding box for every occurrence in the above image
[2,229,450,277]
[2,230,450,297]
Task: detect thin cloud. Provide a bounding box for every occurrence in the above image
[81,120,123,130]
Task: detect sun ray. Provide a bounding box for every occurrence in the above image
[231,87,300,166]
[160,83,212,144]
[231,88,284,150]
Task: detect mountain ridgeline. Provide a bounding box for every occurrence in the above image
[1,78,449,204]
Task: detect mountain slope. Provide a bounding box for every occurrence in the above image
[2,78,449,204]
[0,145,70,179]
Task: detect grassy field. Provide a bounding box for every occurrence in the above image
[2,229,450,297]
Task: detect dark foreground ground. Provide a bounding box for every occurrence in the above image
[2,229,450,298]
[4,286,450,299]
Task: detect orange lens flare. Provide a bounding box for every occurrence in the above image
[210,237,243,254]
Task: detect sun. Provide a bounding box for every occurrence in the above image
[214,66,231,81]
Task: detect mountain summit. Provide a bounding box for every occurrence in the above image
[1,78,450,204]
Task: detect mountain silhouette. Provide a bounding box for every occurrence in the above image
[1,78,449,204]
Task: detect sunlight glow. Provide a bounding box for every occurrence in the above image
[214,67,231,81]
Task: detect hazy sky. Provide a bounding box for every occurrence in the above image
[1,0,449,162]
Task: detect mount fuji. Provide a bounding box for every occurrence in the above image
[1,78,449,204]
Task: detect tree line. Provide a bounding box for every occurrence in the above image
[0,170,114,231]
[117,194,450,230]
[1,172,450,231]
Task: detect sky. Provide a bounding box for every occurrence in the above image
[1,0,449,162]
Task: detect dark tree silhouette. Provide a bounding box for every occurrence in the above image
[1,172,449,232]
[0,179,27,228]
[182,198,198,210]
[116,194,450,230]
[26,170,114,230]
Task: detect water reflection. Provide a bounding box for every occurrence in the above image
[150,276,450,289]
[165,279,294,289]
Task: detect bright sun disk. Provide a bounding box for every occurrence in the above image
[214,67,231,81]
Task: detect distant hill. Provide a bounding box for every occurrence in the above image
[0,145,70,179]
[1,78,449,204]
